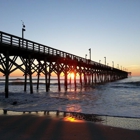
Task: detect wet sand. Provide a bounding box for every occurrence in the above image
[0,115,140,140]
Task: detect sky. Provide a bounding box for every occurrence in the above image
[0,0,140,76]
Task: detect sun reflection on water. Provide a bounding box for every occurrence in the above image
[63,116,85,123]
[66,104,82,112]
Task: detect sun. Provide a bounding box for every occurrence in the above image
[68,72,75,79]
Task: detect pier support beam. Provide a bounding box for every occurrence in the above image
[79,73,82,86]
[37,73,40,90]
[74,71,76,90]
[5,51,9,98]
[37,61,41,90]
[29,56,33,94]
[91,72,94,85]
[64,65,68,91]
[84,72,87,85]
[57,72,61,91]
[44,60,51,92]
[64,73,68,91]
[47,62,51,91]
[24,58,27,92]
[94,69,97,84]
[44,59,48,92]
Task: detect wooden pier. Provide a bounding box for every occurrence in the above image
[0,31,129,98]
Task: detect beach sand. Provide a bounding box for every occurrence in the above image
[0,115,140,140]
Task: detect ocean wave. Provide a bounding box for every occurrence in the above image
[111,81,140,89]
[125,81,140,86]
[111,85,138,89]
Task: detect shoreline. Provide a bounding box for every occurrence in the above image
[0,114,140,140]
[1,109,140,131]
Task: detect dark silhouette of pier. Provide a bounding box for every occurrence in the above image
[0,31,129,98]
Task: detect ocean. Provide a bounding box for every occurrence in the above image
[0,75,140,118]
[0,76,140,130]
